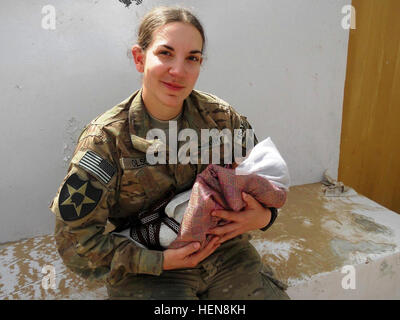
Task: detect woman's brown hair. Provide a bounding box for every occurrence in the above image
[137,6,206,53]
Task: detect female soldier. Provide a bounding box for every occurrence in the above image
[50,6,289,300]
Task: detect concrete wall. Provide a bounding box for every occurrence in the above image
[0,0,350,242]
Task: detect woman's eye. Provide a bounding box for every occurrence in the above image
[188,56,200,62]
[159,51,171,56]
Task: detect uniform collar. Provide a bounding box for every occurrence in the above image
[128,89,218,154]
[128,89,158,154]
[128,88,150,139]
[181,92,214,133]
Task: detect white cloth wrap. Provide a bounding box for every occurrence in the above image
[159,190,192,247]
[235,137,290,190]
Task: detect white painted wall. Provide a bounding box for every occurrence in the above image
[0,0,350,242]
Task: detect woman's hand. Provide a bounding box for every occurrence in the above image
[162,236,220,270]
[207,192,271,244]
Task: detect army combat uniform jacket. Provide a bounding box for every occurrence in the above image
[50,89,258,286]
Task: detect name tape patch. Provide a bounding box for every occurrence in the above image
[120,157,148,170]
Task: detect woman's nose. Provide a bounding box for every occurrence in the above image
[168,59,186,77]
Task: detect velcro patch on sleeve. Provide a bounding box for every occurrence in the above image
[78,150,116,185]
[58,173,103,221]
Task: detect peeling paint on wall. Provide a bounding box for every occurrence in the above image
[62,117,84,167]
[118,0,143,7]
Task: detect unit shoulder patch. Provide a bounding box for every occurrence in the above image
[58,173,103,221]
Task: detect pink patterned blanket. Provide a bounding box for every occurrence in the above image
[168,164,287,249]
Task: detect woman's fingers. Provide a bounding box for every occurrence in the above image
[211,209,241,222]
[163,242,201,270]
[217,230,241,244]
[179,242,201,257]
[163,236,222,270]
[208,222,239,236]
[188,236,220,265]
[241,192,260,209]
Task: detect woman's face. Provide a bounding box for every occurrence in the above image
[133,22,203,115]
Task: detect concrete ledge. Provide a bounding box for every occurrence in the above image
[1,183,399,299]
[250,183,400,299]
[0,234,107,299]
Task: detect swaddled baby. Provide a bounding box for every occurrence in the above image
[114,137,290,250]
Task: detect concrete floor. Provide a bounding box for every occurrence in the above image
[1,182,399,299]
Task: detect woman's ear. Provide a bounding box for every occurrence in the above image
[131,45,145,73]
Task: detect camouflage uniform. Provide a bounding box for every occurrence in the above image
[50,89,289,300]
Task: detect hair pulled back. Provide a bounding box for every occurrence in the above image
[137,6,206,53]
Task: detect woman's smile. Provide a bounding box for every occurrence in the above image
[161,81,185,91]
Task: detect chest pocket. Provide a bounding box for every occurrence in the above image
[119,157,176,216]
[118,165,147,217]
[135,166,162,200]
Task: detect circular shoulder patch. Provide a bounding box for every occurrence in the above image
[58,173,103,221]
